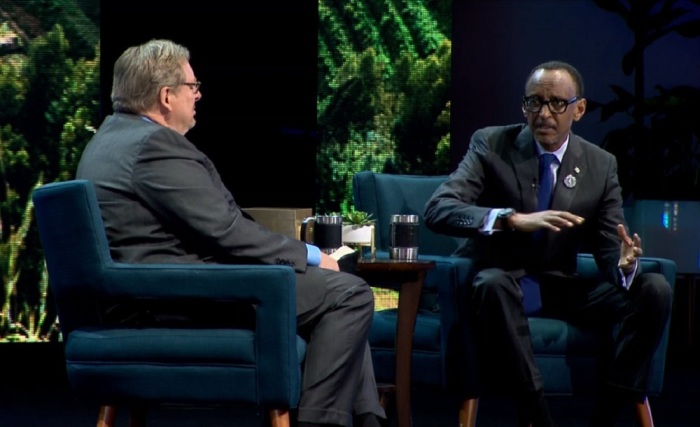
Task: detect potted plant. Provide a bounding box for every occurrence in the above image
[341,210,376,259]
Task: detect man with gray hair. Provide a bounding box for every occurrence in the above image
[77,39,385,427]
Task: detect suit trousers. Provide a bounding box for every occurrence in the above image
[296,267,386,426]
[470,268,672,400]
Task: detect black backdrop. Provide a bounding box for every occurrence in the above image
[100,0,318,208]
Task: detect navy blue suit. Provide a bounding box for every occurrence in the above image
[424,124,672,400]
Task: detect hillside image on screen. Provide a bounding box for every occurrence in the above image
[0,0,100,343]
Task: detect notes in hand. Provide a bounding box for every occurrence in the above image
[330,245,356,260]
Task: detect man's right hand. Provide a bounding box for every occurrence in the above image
[510,210,584,233]
[318,252,340,271]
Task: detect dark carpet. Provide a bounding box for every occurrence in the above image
[0,340,698,427]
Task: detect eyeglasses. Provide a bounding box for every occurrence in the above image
[180,81,201,93]
[522,95,579,114]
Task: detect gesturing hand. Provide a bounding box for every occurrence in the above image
[510,210,584,233]
[617,224,642,274]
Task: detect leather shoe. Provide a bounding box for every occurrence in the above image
[517,389,555,427]
[588,386,639,427]
[354,412,386,427]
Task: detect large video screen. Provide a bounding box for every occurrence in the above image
[315,0,453,215]
[0,0,100,343]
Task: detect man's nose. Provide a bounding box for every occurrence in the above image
[538,103,553,117]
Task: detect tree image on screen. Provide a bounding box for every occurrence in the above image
[316,0,453,214]
[588,0,700,201]
[0,0,100,342]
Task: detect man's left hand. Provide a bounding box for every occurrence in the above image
[617,224,642,274]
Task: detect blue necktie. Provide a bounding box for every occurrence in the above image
[522,153,557,315]
[537,153,557,211]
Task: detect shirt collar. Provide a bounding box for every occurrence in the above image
[536,134,569,164]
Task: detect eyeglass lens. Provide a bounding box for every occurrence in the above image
[523,96,575,114]
[182,81,201,92]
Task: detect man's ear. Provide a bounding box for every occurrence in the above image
[573,98,587,122]
[158,86,174,111]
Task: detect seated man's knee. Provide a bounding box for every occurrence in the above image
[636,272,673,312]
[472,268,513,300]
[343,273,375,312]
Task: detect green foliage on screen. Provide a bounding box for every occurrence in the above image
[0,0,453,341]
[0,1,100,342]
[316,0,452,214]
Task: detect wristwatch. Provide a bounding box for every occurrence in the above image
[497,208,516,230]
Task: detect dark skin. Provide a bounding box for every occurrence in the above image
[500,68,642,275]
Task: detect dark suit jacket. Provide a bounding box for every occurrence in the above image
[76,113,325,312]
[424,124,625,284]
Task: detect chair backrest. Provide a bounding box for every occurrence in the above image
[33,180,113,333]
[352,171,461,256]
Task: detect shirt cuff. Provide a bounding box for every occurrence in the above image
[306,244,321,266]
[619,260,639,290]
[481,209,503,235]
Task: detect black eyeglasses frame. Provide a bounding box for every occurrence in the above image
[180,81,202,92]
[522,95,579,114]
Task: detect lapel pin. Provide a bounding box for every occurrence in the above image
[564,174,577,188]
[574,167,581,174]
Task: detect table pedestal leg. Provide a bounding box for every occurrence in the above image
[395,272,425,427]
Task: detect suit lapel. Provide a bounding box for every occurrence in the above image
[509,127,539,212]
[552,134,584,211]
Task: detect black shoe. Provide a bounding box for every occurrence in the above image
[298,423,340,427]
[517,389,555,427]
[588,386,638,427]
[353,413,386,427]
[297,413,386,427]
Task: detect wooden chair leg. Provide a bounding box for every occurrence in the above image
[459,397,479,427]
[635,397,654,427]
[97,405,117,427]
[269,409,291,427]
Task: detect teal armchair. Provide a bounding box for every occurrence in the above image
[32,180,305,427]
[353,172,480,426]
[352,171,675,427]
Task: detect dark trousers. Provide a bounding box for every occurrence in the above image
[296,267,386,427]
[105,267,385,427]
[470,268,672,399]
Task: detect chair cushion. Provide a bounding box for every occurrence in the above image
[369,309,443,386]
[68,328,257,363]
[529,317,604,394]
[64,328,307,405]
[529,318,601,356]
[67,328,307,364]
[369,309,441,352]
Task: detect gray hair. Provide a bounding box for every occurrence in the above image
[111,39,190,114]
